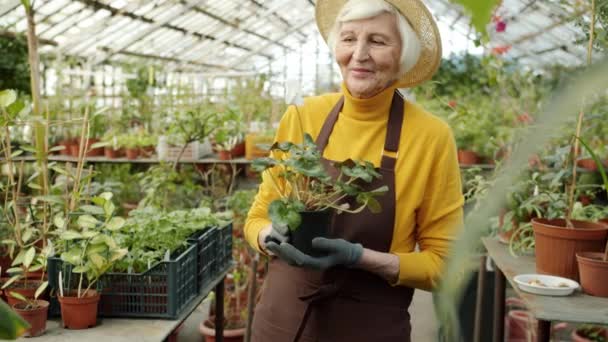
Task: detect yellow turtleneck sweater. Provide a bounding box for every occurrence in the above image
[244,83,464,290]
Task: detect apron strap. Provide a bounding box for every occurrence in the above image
[315,91,406,171]
[381,91,404,170]
[315,97,344,151]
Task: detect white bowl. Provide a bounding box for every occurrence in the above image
[513,274,579,296]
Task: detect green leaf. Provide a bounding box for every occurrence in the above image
[81,231,100,238]
[80,205,105,215]
[6,268,23,275]
[1,275,21,289]
[11,250,25,266]
[27,182,42,190]
[54,214,66,229]
[77,215,99,229]
[20,145,37,154]
[49,145,66,152]
[576,136,608,194]
[35,195,64,204]
[268,200,303,231]
[99,192,113,201]
[21,229,32,243]
[72,265,89,273]
[0,89,17,108]
[8,291,28,303]
[61,248,83,266]
[104,200,116,217]
[449,0,501,39]
[11,150,23,158]
[35,281,48,300]
[89,253,106,270]
[109,248,128,262]
[106,217,125,231]
[0,298,30,339]
[23,247,36,268]
[90,141,109,149]
[60,231,83,240]
[28,264,43,272]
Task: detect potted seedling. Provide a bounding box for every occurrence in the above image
[1,243,50,308]
[56,192,128,329]
[252,133,387,257]
[574,139,608,297]
[572,325,608,342]
[9,281,49,337]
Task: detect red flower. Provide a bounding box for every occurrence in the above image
[495,20,507,33]
[516,112,534,124]
[491,45,511,55]
[448,100,457,108]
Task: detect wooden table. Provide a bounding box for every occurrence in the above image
[477,237,608,342]
[21,268,230,342]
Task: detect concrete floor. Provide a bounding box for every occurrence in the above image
[177,289,438,341]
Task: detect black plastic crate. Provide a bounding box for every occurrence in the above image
[217,223,233,270]
[47,243,198,319]
[187,227,219,292]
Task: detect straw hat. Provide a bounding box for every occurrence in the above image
[315,0,442,88]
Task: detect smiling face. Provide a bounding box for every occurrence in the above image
[335,12,402,99]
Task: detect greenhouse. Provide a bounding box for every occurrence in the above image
[0,0,607,341]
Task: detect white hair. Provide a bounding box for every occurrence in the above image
[327,0,422,77]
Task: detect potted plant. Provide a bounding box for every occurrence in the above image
[252,133,388,256]
[572,325,608,342]
[0,296,31,339]
[575,140,608,297]
[9,282,49,337]
[118,134,140,160]
[1,242,50,307]
[55,192,128,329]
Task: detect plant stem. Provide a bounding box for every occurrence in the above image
[566,0,596,227]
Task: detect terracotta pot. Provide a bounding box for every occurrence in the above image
[69,143,81,157]
[532,218,608,281]
[57,290,100,329]
[85,138,104,157]
[600,219,608,226]
[139,146,156,157]
[13,300,49,337]
[199,317,245,342]
[218,150,232,160]
[0,254,11,277]
[572,327,608,342]
[506,310,536,342]
[57,140,72,156]
[231,141,246,157]
[458,150,480,165]
[5,284,39,308]
[577,158,599,171]
[125,148,139,160]
[576,252,608,297]
[104,147,124,159]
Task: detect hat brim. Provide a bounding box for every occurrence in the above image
[315,0,442,88]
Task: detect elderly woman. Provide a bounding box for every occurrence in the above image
[244,0,463,341]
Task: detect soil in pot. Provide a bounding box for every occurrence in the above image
[289,210,333,257]
[532,218,608,281]
[12,300,49,337]
[576,252,608,297]
[199,316,245,342]
[457,150,480,165]
[57,289,100,329]
[572,326,608,342]
[5,281,43,307]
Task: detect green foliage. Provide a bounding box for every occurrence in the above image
[56,193,128,297]
[0,35,30,95]
[0,299,30,339]
[449,0,501,38]
[226,189,256,227]
[252,133,387,231]
[575,325,607,342]
[138,164,205,211]
[112,207,230,273]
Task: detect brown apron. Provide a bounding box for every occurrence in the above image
[251,91,414,342]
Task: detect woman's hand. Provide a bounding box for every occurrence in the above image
[265,237,363,269]
[258,223,289,255]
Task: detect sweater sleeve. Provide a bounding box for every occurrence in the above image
[244,105,304,253]
[393,126,464,290]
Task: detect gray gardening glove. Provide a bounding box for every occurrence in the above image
[265,237,363,270]
[263,223,290,245]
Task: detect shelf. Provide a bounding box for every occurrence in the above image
[19,265,232,342]
[2,155,253,164]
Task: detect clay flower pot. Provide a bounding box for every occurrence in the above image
[57,290,101,329]
[104,147,124,159]
[576,158,600,171]
[125,148,140,160]
[218,150,233,160]
[5,283,40,308]
[199,316,245,342]
[457,150,480,165]
[572,326,608,342]
[532,218,608,281]
[12,300,49,337]
[85,138,104,157]
[576,252,608,297]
